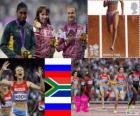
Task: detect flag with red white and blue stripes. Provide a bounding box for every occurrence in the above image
[45,58,71,116]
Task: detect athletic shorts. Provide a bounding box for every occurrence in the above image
[107,10,119,25]
[100,85,109,91]
[133,84,139,91]
[115,86,124,92]
[13,108,28,116]
[72,88,80,96]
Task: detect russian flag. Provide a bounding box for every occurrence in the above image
[45,58,71,116]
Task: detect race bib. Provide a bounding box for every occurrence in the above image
[13,92,28,101]
[88,80,93,85]
[118,80,125,83]
[133,74,140,81]
[73,80,78,85]
[81,82,85,86]
[1,100,12,108]
[101,79,107,83]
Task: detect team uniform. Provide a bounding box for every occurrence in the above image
[81,79,86,88]
[128,71,140,107]
[85,77,93,99]
[57,22,87,59]
[0,91,12,116]
[131,71,140,91]
[99,74,110,91]
[106,0,119,25]
[33,23,55,58]
[115,74,126,93]
[12,81,29,116]
[72,76,80,96]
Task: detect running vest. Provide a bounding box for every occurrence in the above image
[1,91,12,108]
[116,74,126,83]
[100,74,109,83]
[132,71,140,82]
[87,79,93,85]
[12,81,28,102]
[72,76,79,85]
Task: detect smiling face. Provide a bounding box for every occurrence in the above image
[15,66,24,79]
[67,7,76,23]
[39,9,48,24]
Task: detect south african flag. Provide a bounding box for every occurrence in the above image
[45,58,71,116]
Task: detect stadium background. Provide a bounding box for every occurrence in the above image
[72,58,140,103]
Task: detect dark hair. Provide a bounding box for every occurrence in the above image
[135,64,140,71]
[35,6,50,25]
[14,65,26,80]
[17,2,28,12]
[72,71,77,76]
[118,67,124,72]
[15,65,24,70]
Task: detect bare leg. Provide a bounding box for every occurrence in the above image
[106,14,114,50]
[128,87,137,107]
[101,90,105,109]
[114,90,119,113]
[111,12,119,50]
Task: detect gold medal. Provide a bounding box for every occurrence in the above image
[21,47,26,53]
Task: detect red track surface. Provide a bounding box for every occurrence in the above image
[102,15,126,57]
[128,16,139,57]
[88,16,100,57]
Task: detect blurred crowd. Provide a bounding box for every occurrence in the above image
[72,58,140,102]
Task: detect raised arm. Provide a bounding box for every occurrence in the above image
[0,61,10,77]
[27,67,45,92]
[120,0,124,15]
[103,0,108,7]
[0,79,13,86]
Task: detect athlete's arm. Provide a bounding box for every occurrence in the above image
[108,74,111,81]
[119,0,124,15]
[27,67,45,92]
[0,91,5,105]
[0,61,10,76]
[27,81,42,91]
[103,0,108,7]
[114,75,117,81]
[0,79,13,86]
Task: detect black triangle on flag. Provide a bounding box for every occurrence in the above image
[45,81,52,92]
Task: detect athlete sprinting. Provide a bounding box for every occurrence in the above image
[128,65,140,110]
[99,68,110,109]
[114,67,127,113]
[103,0,124,50]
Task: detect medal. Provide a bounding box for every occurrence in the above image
[21,47,26,53]
[16,20,26,49]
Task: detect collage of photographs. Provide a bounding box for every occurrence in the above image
[0,0,139,116]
